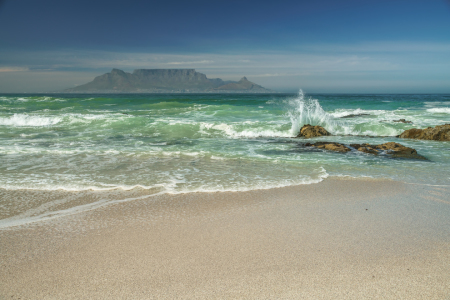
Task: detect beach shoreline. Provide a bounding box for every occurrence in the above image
[1,177,449,299]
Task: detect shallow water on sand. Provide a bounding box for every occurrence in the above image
[0,92,449,226]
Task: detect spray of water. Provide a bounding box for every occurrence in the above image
[287,90,339,136]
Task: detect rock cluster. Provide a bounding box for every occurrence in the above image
[399,124,450,141]
[352,144,379,155]
[296,125,331,138]
[305,141,426,160]
[305,142,350,152]
[294,124,448,159]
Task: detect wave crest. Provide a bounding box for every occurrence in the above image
[427,108,450,114]
[0,114,61,127]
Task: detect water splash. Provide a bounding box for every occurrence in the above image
[287,90,338,136]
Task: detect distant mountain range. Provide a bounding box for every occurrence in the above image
[64,69,275,93]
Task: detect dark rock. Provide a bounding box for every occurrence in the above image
[374,142,426,159]
[399,124,450,141]
[296,124,331,138]
[340,113,370,118]
[307,141,427,159]
[350,143,380,155]
[305,142,350,152]
[393,119,412,124]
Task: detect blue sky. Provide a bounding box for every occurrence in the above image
[0,0,449,92]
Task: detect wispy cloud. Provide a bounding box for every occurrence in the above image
[166,60,214,65]
[0,67,29,72]
[3,40,449,73]
[294,41,450,53]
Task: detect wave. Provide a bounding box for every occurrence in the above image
[329,108,372,118]
[0,112,136,128]
[199,122,291,138]
[427,108,450,114]
[0,96,68,103]
[0,114,62,127]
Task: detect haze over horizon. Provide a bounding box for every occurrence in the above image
[0,0,449,93]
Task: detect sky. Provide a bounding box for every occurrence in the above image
[0,0,449,93]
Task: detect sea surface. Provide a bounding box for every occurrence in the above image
[1,92,449,227]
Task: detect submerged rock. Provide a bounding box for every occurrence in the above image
[374,142,426,160]
[306,141,426,159]
[350,144,379,155]
[296,124,331,138]
[340,113,370,118]
[399,124,450,141]
[393,119,412,124]
[305,142,351,152]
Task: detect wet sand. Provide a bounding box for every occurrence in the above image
[1,178,450,299]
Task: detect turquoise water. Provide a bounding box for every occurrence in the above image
[1,92,449,193]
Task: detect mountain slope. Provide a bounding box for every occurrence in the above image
[214,77,268,92]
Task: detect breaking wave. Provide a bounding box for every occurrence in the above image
[199,122,291,138]
[427,108,450,114]
[329,108,372,118]
[0,114,62,127]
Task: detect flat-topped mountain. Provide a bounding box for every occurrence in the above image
[64,69,274,93]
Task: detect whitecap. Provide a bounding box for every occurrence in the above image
[0,114,61,127]
[329,108,372,118]
[427,108,450,114]
[205,122,290,138]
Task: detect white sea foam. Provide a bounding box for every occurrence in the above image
[210,155,226,160]
[0,114,61,127]
[330,108,372,118]
[427,108,450,114]
[0,97,11,102]
[209,123,290,138]
[360,127,400,136]
[81,114,111,120]
[329,108,399,118]
[59,112,132,125]
[424,101,450,107]
[232,129,290,138]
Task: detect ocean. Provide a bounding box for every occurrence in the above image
[1,92,449,227]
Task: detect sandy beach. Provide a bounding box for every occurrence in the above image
[2,0,450,298]
[1,177,450,299]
